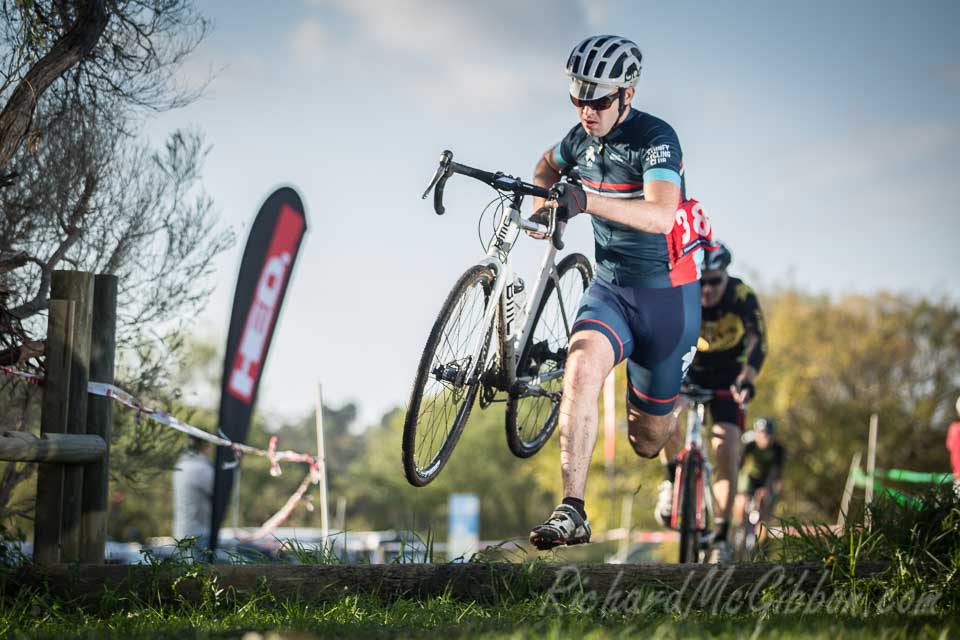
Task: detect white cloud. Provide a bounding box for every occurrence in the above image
[576,0,609,29]
[772,121,960,194]
[289,17,332,65]
[288,1,600,113]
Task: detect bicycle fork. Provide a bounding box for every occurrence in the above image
[671,404,716,532]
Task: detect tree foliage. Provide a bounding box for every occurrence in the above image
[0,0,230,524]
[750,290,959,519]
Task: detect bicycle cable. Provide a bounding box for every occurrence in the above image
[476,191,509,251]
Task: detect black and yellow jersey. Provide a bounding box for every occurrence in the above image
[690,276,766,383]
[739,440,785,483]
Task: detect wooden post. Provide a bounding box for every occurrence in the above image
[837,450,862,529]
[315,383,329,543]
[51,270,94,562]
[865,414,878,528]
[80,274,117,563]
[34,299,75,565]
[603,369,616,520]
[617,493,633,557]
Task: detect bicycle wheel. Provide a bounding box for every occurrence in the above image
[505,253,592,458]
[678,452,703,563]
[403,265,497,487]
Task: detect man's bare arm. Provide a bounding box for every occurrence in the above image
[532,147,562,212]
[583,179,679,234]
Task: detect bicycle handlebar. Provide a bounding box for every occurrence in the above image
[422,150,566,250]
[679,384,738,403]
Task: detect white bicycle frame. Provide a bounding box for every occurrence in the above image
[459,199,575,396]
[682,400,717,531]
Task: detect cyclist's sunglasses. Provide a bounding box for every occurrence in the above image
[569,90,620,111]
[701,275,725,287]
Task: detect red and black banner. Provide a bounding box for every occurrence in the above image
[210,187,307,550]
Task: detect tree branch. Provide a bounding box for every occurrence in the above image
[0,0,108,171]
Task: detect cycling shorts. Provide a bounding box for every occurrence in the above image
[572,278,700,416]
[738,475,765,496]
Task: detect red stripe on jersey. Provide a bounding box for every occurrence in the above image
[581,177,644,192]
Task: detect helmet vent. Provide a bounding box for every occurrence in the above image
[610,53,627,78]
[584,49,599,74]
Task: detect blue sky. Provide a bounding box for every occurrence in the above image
[145,0,959,427]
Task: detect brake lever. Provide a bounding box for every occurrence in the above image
[551,211,566,251]
[421,150,454,215]
[547,184,566,251]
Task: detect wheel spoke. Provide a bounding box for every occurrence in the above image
[507,258,591,456]
[405,269,493,483]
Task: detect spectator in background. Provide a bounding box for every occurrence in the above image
[173,437,214,547]
[947,395,960,491]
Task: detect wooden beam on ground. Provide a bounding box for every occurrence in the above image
[0,432,106,463]
[3,562,889,602]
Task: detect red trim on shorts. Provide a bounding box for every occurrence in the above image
[573,319,624,362]
[629,383,679,404]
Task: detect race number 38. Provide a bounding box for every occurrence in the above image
[675,201,711,245]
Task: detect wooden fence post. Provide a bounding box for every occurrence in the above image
[80,274,118,563]
[34,299,75,565]
[50,270,94,562]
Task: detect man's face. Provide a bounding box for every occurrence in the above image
[756,431,771,448]
[700,269,728,307]
[573,87,632,137]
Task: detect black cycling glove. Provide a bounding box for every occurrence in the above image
[549,182,587,221]
[735,379,756,403]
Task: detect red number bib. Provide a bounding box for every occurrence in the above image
[667,199,714,286]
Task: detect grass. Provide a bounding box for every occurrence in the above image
[1,488,957,639]
[1,587,956,640]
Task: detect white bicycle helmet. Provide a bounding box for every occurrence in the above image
[565,35,643,100]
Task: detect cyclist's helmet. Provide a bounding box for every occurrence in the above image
[703,241,732,271]
[754,417,776,435]
[565,35,642,101]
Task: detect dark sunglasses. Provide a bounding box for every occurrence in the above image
[701,275,725,287]
[570,90,619,111]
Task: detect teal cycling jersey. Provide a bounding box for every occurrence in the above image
[553,108,685,285]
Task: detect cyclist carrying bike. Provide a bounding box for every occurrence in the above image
[528,35,708,549]
[655,242,767,561]
[735,417,785,533]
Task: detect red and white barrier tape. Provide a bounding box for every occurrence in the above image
[0,365,44,385]
[2,366,317,476]
[238,463,318,542]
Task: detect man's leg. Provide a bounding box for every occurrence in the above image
[558,330,615,498]
[529,330,615,549]
[710,421,741,543]
[629,402,681,459]
[733,492,747,529]
[653,412,685,526]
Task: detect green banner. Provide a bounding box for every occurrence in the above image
[852,467,952,487]
[874,469,953,485]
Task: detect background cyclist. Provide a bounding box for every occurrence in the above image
[735,417,785,538]
[526,35,704,549]
[655,241,767,561]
